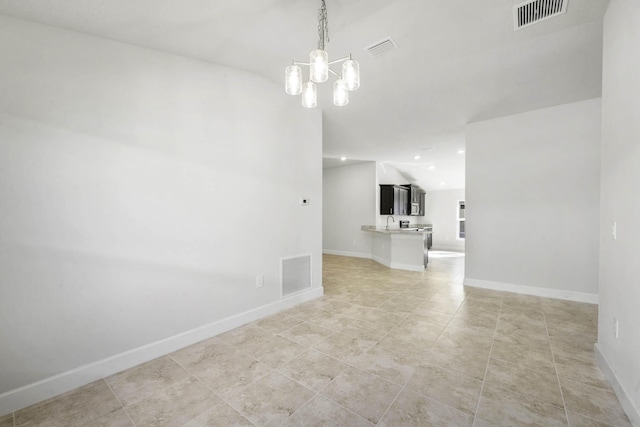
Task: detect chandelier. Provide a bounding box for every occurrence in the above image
[285,0,360,108]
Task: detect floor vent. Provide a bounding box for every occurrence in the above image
[365,37,397,57]
[514,0,568,31]
[281,254,311,297]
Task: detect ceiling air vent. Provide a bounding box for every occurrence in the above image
[365,37,397,57]
[514,0,568,31]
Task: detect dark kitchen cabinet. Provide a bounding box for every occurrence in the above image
[398,187,408,215]
[379,185,409,215]
[407,185,420,203]
[401,184,426,216]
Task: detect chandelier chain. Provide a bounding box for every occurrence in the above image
[317,0,329,50]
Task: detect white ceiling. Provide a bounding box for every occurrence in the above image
[0,0,609,191]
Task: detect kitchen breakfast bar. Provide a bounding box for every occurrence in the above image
[361,225,433,272]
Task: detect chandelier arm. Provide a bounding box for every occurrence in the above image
[294,55,351,66]
[329,56,351,65]
[328,68,340,77]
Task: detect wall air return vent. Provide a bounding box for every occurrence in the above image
[365,37,397,57]
[281,254,311,297]
[514,0,568,31]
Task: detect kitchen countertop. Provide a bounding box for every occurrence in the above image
[361,224,433,234]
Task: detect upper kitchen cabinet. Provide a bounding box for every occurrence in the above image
[401,184,426,216]
[379,185,409,215]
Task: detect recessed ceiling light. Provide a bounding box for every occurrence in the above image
[340,156,347,161]
[440,182,445,186]
[414,155,420,160]
[429,166,435,170]
[458,150,465,154]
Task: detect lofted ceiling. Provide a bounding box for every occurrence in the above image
[0,0,610,191]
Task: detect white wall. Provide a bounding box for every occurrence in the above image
[597,0,640,422]
[322,162,376,257]
[0,15,322,410]
[465,98,601,301]
[424,189,465,252]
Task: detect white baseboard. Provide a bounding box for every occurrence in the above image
[0,287,324,417]
[594,344,640,427]
[322,249,372,259]
[371,254,390,268]
[430,246,465,253]
[390,262,425,272]
[463,278,599,304]
[369,254,424,272]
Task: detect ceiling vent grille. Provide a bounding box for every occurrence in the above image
[514,0,568,31]
[365,37,397,57]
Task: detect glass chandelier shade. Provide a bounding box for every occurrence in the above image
[342,59,360,91]
[333,79,349,106]
[309,49,329,83]
[301,81,317,108]
[285,0,359,108]
[285,64,303,95]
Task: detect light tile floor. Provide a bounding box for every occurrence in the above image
[4,252,632,426]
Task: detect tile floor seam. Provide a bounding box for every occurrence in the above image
[316,390,376,425]
[542,308,572,426]
[165,353,261,427]
[246,366,319,424]
[568,411,616,427]
[373,379,406,425]
[261,342,310,370]
[228,332,311,370]
[287,385,375,426]
[313,338,377,364]
[352,310,440,382]
[213,397,256,427]
[369,280,464,420]
[488,354,567,378]
[470,298,502,427]
[103,368,185,410]
[276,354,350,396]
[310,345,405,388]
[401,368,486,420]
[102,378,138,427]
[280,389,321,425]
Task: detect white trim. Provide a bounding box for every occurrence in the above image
[463,277,599,304]
[0,287,323,417]
[322,249,372,259]
[594,344,640,426]
[430,245,465,253]
[369,255,424,272]
[389,262,424,272]
[371,254,391,268]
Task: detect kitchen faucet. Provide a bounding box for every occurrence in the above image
[386,215,395,230]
